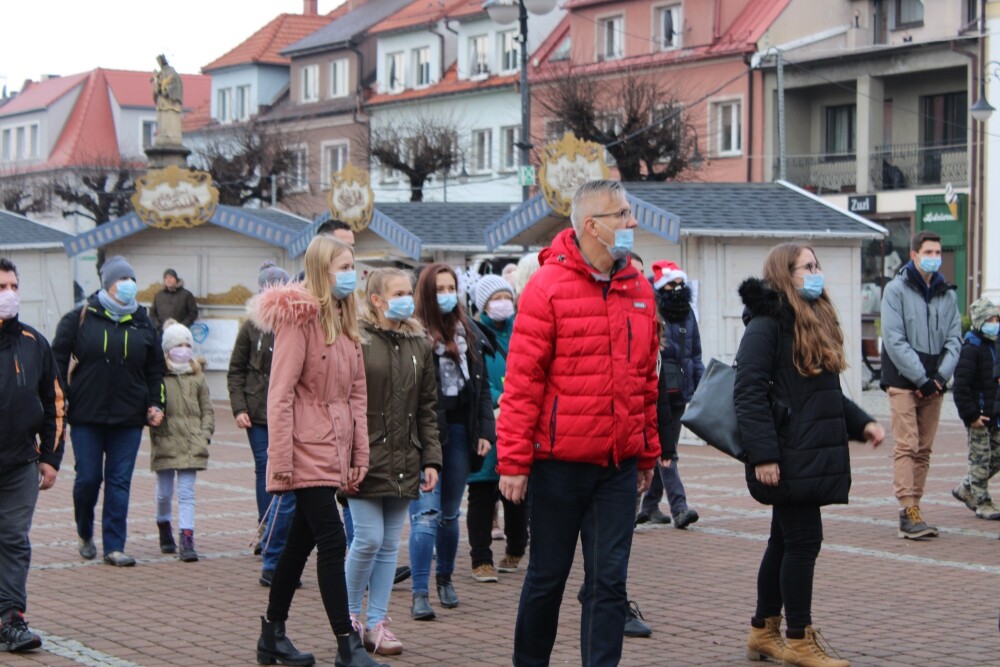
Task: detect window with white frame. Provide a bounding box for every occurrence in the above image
[141,120,157,149]
[414,48,431,87]
[217,88,232,122]
[501,126,520,171]
[301,65,319,103]
[499,30,519,73]
[330,59,349,98]
[712,100,742,156]
[598,15,624,61]
[286,145,309,192]
[28,124,39,158]
[386,52,404,93]
[235,85,251,121]
[322,142,349,187]
[1,129,10,160]
[824,104,856,157]
[656,4,682,50]
[472,129,492,172]
[470,35,489,76]
[15,127,25,159]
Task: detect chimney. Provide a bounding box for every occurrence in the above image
[304,0,318,15]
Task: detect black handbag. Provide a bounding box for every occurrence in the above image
[681,358,746,461]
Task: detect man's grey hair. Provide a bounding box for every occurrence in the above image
[570,180,627,234]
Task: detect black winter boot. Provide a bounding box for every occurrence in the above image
[157,521,176,554]
[256,616,314,666]
[179,529,199,562]
[335,630,388,667]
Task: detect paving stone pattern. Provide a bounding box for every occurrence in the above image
[8,392,998,666]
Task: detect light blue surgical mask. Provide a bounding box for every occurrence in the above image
[115,280,138,305]
[799,273,824,301]
[384,295,415,321]
[596,222,634,261]
[331,270,356,299]
[437,293,458,313]
[982,322,1000,340]
[918,256,942,274]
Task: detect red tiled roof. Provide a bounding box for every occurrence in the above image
[104,69,210,109]
[370,0,467,34]
[367,63,517,106]
[181,98,213,133]
[0,73,89,117]
[445,0,487,20]
[709,0,791,53]
[47,69,120,168]
[202,11,339,72]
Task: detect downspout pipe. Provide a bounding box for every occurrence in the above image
[429,23,448,81]
[347,38,365,116]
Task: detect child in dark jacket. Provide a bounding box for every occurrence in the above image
[952,298,1000,520]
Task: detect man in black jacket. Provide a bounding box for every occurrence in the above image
[149,268,198,331]
[0,258,66,653]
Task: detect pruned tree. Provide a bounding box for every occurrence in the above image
[537,68,699,182]
[191,118,297,207]
[368,114,462,202]
[0,173,48,215]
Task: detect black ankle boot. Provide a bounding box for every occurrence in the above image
[157,521,176,554]
[256,616,315,666]
[335,630,389,667]
[436,574,459,608]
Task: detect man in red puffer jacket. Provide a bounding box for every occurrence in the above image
[498,179,661,667]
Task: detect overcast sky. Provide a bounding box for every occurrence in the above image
[1,0,348,93]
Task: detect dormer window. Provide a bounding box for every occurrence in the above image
[301,65,319,103]
[387,52,404,93]
[330,59,349,98]
[656,4,682,50]
[470,35,489,77]
[598,15,623,61]
[499,30,519,73]
[414,47,432,87]
[218,88,232,122]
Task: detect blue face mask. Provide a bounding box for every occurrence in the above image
[918,256,942,274]
[331,270,356,299]
[437,293,458,314]
[982,322,1000,340]
[596,222,634,261]
[115,280,138,305]
[799,273,825,301]
[384,295,415,321]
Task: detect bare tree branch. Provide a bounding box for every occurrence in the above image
[367,113,461,202]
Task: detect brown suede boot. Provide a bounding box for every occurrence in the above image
[747,616,786,661]
[781,626,849,667]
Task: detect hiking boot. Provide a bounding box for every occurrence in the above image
[635,511,651,525]
[363,618,403,656]
[975,500,1000,520]
[0,610,41,653]
[103,551,136,566]
[952,483,977,511]
[497,554,522,572]
[898,506,936,539]
[623,600,652,638]
[179,530,199,562]
[472,563,498,582]
[157,520,177,554]
[256,616,314,666]
[747,615,786,661]
[647,508,671,524]
[78,537,96,560]
[393,566,411,584]
[782,626,849,666]
[411,593,435,621]
[673,508,700,529]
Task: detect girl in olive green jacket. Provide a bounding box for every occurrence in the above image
[150,321,215,562]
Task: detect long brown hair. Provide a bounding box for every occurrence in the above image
[414,263,478,363]
[303,235,361,345]
[762,243,846,377]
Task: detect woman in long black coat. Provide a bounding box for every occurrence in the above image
[734,243,884,667]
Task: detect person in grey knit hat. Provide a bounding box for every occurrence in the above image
[100,256,136,291]
[258,261,291,291]
[474,274,514,315]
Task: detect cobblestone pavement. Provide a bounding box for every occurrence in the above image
[7,391,998,666]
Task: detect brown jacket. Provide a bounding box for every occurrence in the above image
[150,281,199,330]
[226,319,274,425]
[251,283,368,493]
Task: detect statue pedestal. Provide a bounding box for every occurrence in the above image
[146,143,191,169]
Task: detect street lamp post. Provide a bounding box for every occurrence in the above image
[484,0,557,202]
[970,60,1000,122]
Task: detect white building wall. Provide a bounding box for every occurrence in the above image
[0,248,73,339]
[118,108,158,159]
[376,27,452,93]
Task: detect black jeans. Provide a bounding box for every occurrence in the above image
[513,458,637,667]
[266,487,350,636]
[0,462,39,615]
[466,481,528,567]
[755,504,823,630]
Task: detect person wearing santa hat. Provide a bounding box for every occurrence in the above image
[636,260,702,530]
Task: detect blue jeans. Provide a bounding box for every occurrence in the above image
[0,462,39,615]
[246,425,270,522]
[409,422,470,593]
[71,425,143,555]
[345,497,409,626]
[513,458,637,667]
[640,460,689,515]
[262,492,297,573]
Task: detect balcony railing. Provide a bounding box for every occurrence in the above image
[777,154,857,194]
[869,142,967,190]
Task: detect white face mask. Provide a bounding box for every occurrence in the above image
[0,290,19,320]
[486,299,515,322]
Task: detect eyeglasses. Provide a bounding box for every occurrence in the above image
[793,262,822,274]
[591,208,632,221]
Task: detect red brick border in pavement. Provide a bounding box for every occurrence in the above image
[7,399,998,666]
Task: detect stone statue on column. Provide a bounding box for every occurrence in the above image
[147,54,190,168]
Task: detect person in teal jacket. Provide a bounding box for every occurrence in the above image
[466,274,528,582]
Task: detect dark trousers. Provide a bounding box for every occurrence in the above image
[513,458,637,667]
[467,481,528,567]
[266,487,350,636]
[71,425,143,554]
[245,425,270,522]
[0,462,39,615]
[755,504,823,630]
[641,404,689,515]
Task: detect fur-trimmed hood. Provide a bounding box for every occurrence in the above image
[248,283,319,334]
[360,313,426,339]
[738,277,794,327]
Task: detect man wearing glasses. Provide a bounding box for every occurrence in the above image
[497,180,661,666]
